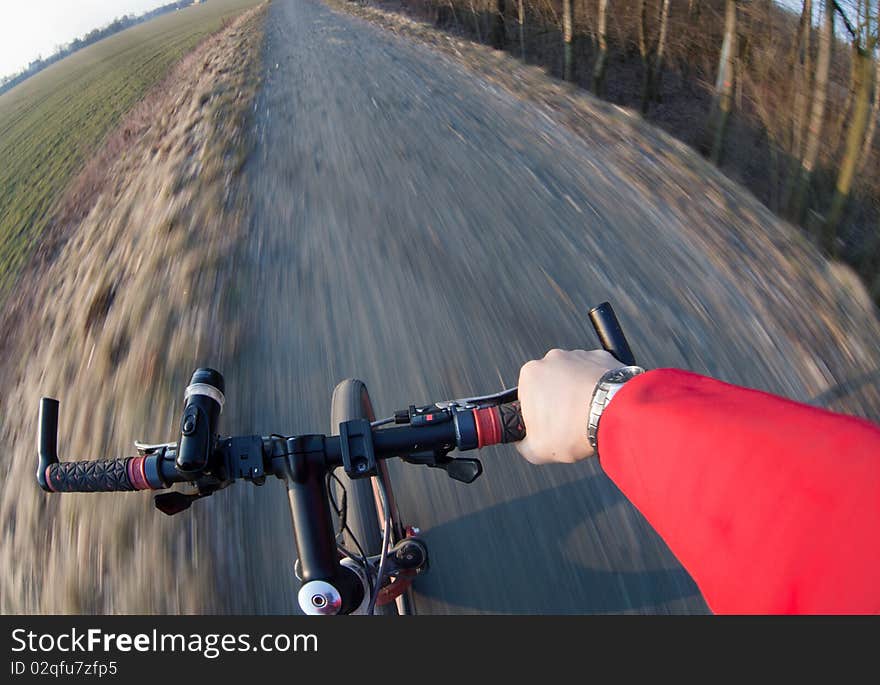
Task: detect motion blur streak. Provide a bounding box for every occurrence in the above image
[226,0,880,613]
[2,0,879,615]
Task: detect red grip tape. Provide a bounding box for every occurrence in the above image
[127,456,151,490]
[473,407,502,448]
[45,466,57,492]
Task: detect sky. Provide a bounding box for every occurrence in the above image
[0,0,172,79]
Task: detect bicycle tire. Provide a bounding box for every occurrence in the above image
[330,379,407,614]
[330,379,385,556]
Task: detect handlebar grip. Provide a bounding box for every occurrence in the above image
[38,397,162,493]
[588,302,636,366]
[44,458,138,493]
[472,402,525,448]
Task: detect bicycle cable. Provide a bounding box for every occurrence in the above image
[367,474,393,615]
[326,469,374,602]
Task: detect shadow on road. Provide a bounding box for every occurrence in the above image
[809,369,880,419]
[416,474,704,613]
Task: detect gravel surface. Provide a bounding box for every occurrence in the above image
[222,0,880,613]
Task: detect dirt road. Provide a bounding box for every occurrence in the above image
[221,0,880,613]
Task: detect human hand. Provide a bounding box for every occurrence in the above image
[515,349,621,464]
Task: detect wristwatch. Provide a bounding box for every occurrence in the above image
[587,366,646,453]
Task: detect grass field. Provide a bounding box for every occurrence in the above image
[0,0,261,303]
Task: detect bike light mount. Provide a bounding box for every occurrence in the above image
[221,434,267,483]
[339,418,378,479]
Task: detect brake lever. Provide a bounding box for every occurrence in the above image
[383,386,518,429]
[435,386,518,410]
[135,440,178,455]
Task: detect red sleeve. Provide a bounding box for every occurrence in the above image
[598,368,880,614]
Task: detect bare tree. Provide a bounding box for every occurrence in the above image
[790,0,834,223]
[593,0,609,93]
[858,52,879,167]
[492,0,507,49]
[638,0,651,111]
[652,0,671,103]
[563,0,575,81]
[825,1,877,251]
[858,0,880,170]
[469,0,483,43]
[706,0,738,163]
[518,0,526,60]
[825,47,873,251]
[790,0,813,162]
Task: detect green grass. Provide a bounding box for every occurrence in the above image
[0,0,261,303]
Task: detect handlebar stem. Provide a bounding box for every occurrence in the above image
[283,436,341,581]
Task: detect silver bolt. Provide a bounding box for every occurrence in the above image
[311,594,327,608]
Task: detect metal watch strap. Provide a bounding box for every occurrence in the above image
[588,366,645,454]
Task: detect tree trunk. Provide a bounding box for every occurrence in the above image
[492,0,507,49]
[518,0,526,61]
[825,48,873,254]
[791,0,813,163]
[706,0,737,164]
[859,49,880,168]
[469,0,483,43]
[833,46,858,153]
[562,0,575,81]
[638,0,651,112]
[790,0,833,225]
[592,0,608,94]
[652,0,671,104]
[858,54,879,170]
[858,0,879,171]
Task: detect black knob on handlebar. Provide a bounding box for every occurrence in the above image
[588,302,636,366]
[37,397,60,492]
[176,368,225,474]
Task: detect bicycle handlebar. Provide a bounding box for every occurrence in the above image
[37,302,634,495]
[35,301,635,613]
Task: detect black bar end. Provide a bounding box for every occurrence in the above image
[588,302,637,366]
[37,397,60,492]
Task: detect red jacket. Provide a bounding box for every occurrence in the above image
[599,368,880,614]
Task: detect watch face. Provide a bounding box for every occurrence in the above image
[605,366,643,384]
[606,368,631,383]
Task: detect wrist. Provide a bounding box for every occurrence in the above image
[587,366,645,454]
